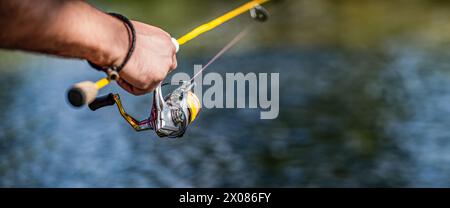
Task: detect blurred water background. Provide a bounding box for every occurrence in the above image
[1,0,450,187]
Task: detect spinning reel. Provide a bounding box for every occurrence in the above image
[87,81,200,138]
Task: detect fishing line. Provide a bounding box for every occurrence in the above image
[190,28,250,81]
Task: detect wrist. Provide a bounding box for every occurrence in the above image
[89,12,129,68]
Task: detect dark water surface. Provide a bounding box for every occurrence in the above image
[1,45,450,187]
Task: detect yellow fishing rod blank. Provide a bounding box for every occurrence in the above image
[177,0,270,45]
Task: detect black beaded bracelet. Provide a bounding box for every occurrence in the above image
[88,12,136,76]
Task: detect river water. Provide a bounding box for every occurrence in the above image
[2,0,450,187]
[1,44,450,187]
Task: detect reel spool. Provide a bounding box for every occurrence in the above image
[151,81,200,137]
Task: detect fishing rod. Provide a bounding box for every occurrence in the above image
[67,0,270,138]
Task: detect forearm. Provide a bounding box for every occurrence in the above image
[0,0,128,66]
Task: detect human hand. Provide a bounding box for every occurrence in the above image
[112,21,178,95]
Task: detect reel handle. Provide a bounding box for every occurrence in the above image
[88,93,116,111]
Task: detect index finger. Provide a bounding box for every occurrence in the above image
[117,78,150,96]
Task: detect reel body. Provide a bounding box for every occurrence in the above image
[151,81,200,137]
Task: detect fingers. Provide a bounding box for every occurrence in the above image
[117,79,150,96]
[170,54,177,72]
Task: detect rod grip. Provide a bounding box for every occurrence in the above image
[67,81,99,107]
[88,93,116,111]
